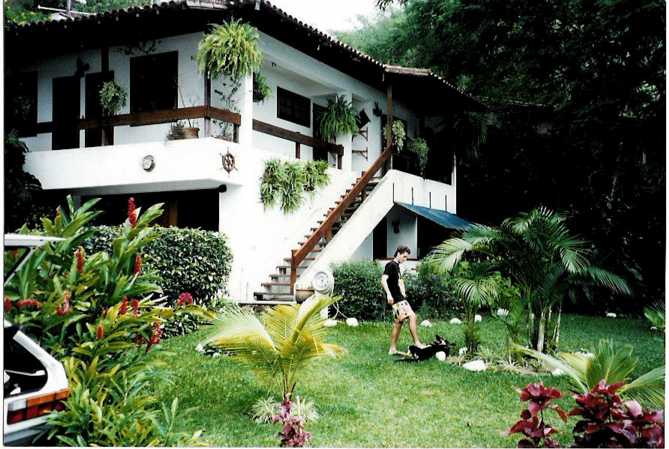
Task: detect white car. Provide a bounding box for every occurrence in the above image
[4,234,69,446]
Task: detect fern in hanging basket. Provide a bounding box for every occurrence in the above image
[384,121,406,151]
[253,72,272,103]
[281,162,306,213]
[303,160,330,193]
[196,20,263,81]
[319,95,359,141]
[407,137,430,177]
[260,159,284,208]
[99,80,127,116]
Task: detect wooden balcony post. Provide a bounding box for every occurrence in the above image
[385,82,394,172]
[295,142,301,159]
[290,249,297,294]
[203,76,211,137]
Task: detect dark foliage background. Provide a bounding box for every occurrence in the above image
[339,0,665,313]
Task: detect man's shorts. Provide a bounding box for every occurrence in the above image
[392,300,413,322]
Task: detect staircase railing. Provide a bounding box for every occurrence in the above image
[290,146,393,292]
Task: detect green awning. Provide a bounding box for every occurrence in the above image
[395,202,472,231]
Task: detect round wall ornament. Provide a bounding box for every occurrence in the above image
[142,155,155,171]
[221,151,237,173]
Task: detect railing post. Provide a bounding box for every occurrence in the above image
[295,142,301,159]
[290,249,297,294]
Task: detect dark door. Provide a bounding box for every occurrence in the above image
[373,217,387,259]
[85,72,114,147]
[312,104,329,161]
[52,76,80,150]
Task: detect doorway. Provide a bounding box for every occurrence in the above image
[52,76,81,150]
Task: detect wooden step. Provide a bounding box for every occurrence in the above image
[239,299,296,306]
[262,282,291,287]
[284,257,316,263]
[253,292,296,300]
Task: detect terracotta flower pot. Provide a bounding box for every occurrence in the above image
[182,127,200,139]
[294,288,315,303]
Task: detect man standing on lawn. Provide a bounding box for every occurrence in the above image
[381,245,425,355]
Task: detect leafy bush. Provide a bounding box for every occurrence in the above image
[84,226,232,307]
[332,261,386,320]
[5,197,208,446]
[507,381,665,448]
[406,262,460,318]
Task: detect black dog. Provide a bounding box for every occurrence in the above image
[396,335,453,362]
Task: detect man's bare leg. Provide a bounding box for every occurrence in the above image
[389,320,403,354]
[407,313,425,347]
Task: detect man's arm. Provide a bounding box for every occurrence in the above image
[399,278,406,298]
[381,274,394,304]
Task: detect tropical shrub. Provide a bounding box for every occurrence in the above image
[332,261,386,320]
[272,399,311,447]
[260,159,330,213]
[205,296,345,401]
[507,381,665,448]
[515,339,665,408]
[319,95,359,141]
[429,207,630,353]
[83,226,233,307]
[505,382,567,448]
[406,262,460,318]
[570,381,664,448]
[5,197,208,446]
[644,303,665,332]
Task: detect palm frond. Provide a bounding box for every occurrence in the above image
[582,266,631,295]
[586,340,637,388]
[512,344,589,392]
[428,238,472,271]
[620,366,665,409]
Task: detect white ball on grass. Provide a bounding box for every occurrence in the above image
[435,351,447,361]
[345,317,359,327]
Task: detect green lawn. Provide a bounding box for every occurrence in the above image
[152,314,664,447]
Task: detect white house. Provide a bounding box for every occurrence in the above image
[5,0,482,302]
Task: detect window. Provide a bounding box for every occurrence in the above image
[130,52,178,114]
[5,72,38,137]
[277,87,310,127]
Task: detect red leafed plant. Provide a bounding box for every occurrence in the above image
[134,254,143,275]
[570,380,665,448]
[128,197,138,227]
[75,247,85,273]
[272,399,311,447]
[506,382,568,448]
[177,292,194,307]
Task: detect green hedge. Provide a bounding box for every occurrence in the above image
[332,260,462,321]
[84,225,233,335]
[332,261,387,320]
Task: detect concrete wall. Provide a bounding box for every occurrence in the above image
[385,205,418,257]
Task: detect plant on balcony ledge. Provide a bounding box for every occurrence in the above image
[260,160,330,213]
[99,80,127,116]
[167,120,200,140]
[319,95,359,142]
[407,137,430,177]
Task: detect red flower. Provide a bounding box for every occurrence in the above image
[96,323,105,340]
[134,254,142,275]
[146,321,163,352]
[119,297,129,315]
[131,298,140,316]
[56,292,71,316]
[75,247,85,273]
[128,197,138,227]
[4,297,13,312]
[16,298,43,309]
[177,292,194,307]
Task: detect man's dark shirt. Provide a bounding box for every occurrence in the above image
[383,260,405,303]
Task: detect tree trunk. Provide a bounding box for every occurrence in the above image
[553,304,562,349]
[536,309,546,353]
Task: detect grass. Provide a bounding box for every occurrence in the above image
[152,314,664,447]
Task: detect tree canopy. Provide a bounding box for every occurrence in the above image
[339,0,665,311]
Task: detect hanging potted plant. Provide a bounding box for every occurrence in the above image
[319,95,359,142]
[384,120,406,151]
[99,80,127,117]
[253,72,272,103]
[407,137,430,177]
[166,88,200,140]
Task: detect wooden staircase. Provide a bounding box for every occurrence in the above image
[254,147,392,302]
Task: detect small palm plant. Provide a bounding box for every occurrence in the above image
[429,207,630,353]
[204,295,345,401]
[514,339,664,408]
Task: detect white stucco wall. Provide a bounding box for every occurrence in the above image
[385,206,418,257]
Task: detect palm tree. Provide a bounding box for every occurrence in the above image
[429,207,630,353]
[205,295,345,401]
[514,340,664,408]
